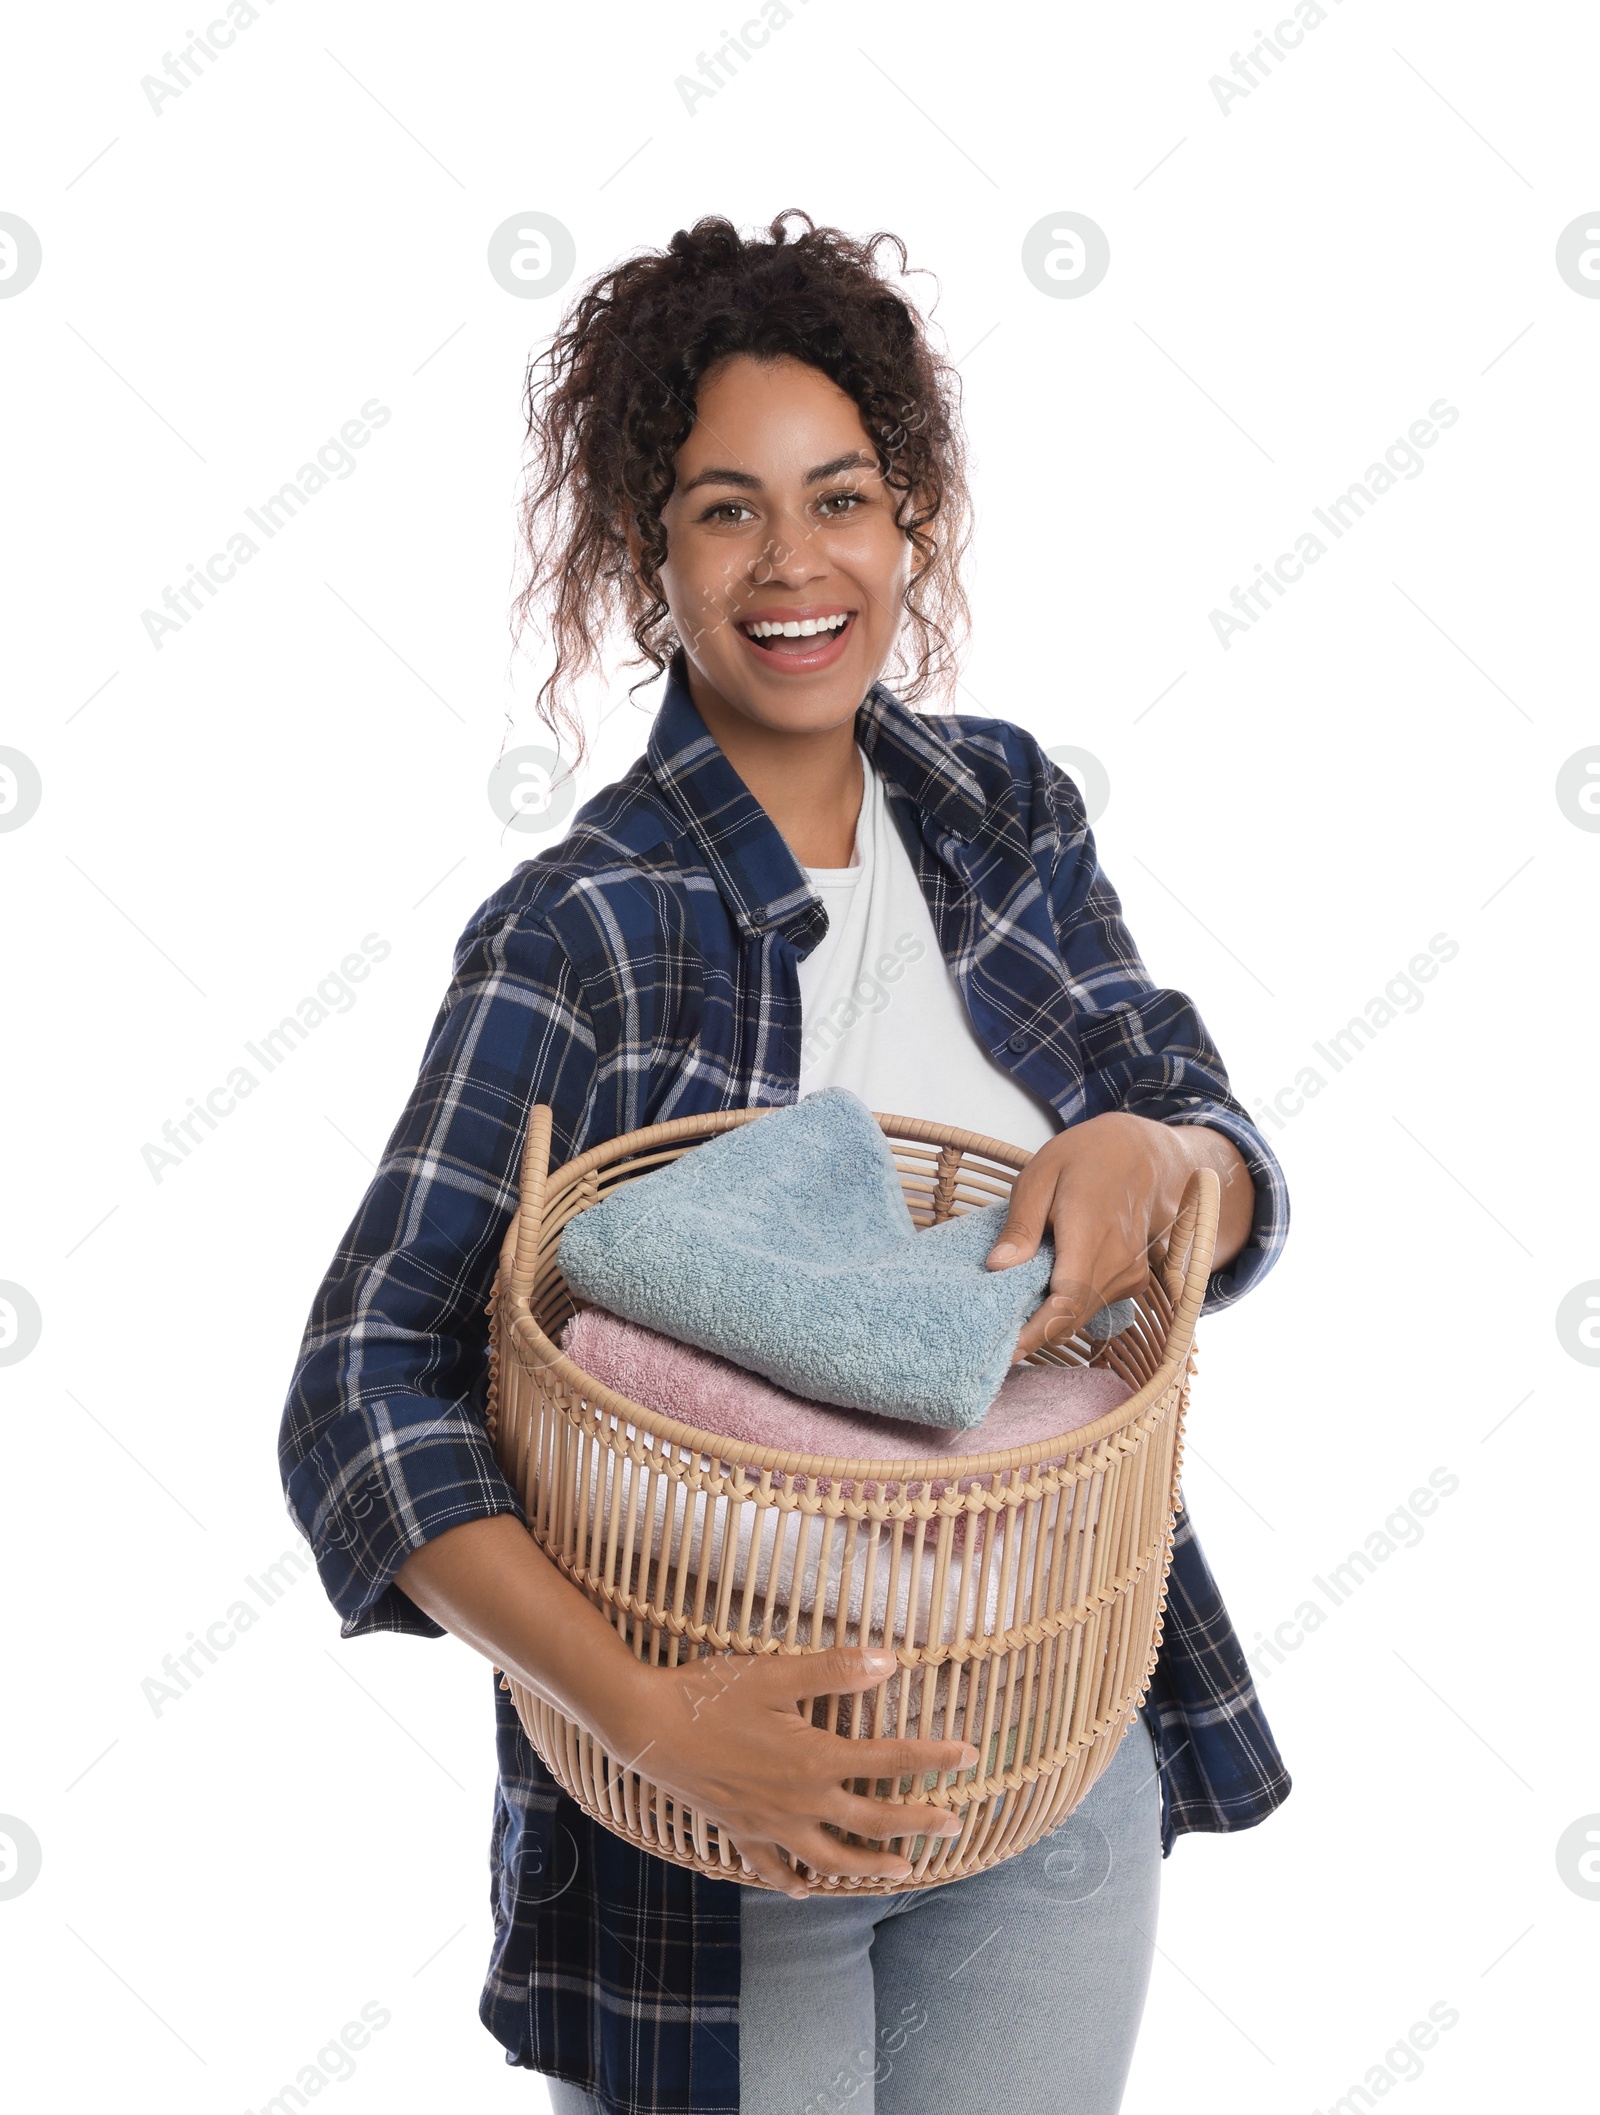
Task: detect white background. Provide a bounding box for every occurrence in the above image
[2,1,1596,2108]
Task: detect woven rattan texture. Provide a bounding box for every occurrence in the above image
[487,1104,1217,1893]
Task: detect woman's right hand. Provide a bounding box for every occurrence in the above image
[394,1519,976,1898]
[601,1645,979,1898]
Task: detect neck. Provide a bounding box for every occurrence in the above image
[684,663,866,868]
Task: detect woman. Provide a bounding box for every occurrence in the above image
[279,211,1291,2115]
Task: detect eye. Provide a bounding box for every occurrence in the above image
[817,488,867,517]
[699,499,756,524]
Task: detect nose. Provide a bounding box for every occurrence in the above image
[750,503,827,587]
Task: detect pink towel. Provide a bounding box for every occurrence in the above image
[559,1306,1132,1490]
[556,1307,1136,1625]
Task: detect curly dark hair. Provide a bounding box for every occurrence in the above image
[511,209,972,767]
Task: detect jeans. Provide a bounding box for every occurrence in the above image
[547,1708,1161,2115]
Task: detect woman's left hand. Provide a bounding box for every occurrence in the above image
[985,1111,1255,1360]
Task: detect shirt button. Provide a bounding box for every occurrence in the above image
[1007,1029,1030,1053]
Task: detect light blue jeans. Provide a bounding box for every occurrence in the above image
[547,1708,1161,2115]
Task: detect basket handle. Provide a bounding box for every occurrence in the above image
[1158,1163,1221,1345]
[507,1102,555,1306]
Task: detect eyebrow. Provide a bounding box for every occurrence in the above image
[679,450,877,494]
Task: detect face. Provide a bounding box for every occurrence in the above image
[653,354,912,735]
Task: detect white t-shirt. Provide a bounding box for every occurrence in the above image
[794,746,1063,1154]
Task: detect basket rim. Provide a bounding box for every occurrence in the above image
[496,1104,1216,1482]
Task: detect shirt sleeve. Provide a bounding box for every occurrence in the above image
[1040,754,1289,1315]
[277,905,598,1639]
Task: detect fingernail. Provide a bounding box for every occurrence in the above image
[960,1746,980,1767]
[988,1243,1016,1265]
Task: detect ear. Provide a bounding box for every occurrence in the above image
[901,519,930,589]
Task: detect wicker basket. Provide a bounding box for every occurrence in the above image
[486,1103,1218,1893]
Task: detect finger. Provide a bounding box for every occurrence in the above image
[822,1789,965,1842]
[729,1833,811,1899]
[1011,1274,1106,1362]
[842,1734,979,1783]
[1015,1189,1161,1359]
[759,1644,902,1702]
[776,1824,918,1887]
[984,1162,1054,1269]
[733,1820,916,1890]
[1043,1167,1129,1313]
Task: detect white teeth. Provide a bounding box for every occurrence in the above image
[745,613,850,639]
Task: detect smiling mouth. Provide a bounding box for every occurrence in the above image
[739,610,855,656]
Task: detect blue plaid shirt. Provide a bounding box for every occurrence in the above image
[279,651,1292,2113]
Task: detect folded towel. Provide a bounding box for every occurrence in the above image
[557,1311,1126,1643]
[556,1086,1137,1430]
[561,1308,1132,1469]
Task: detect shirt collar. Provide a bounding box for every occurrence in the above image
[645,647,987,947]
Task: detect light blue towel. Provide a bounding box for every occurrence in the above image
[556,1087,1136,1431]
